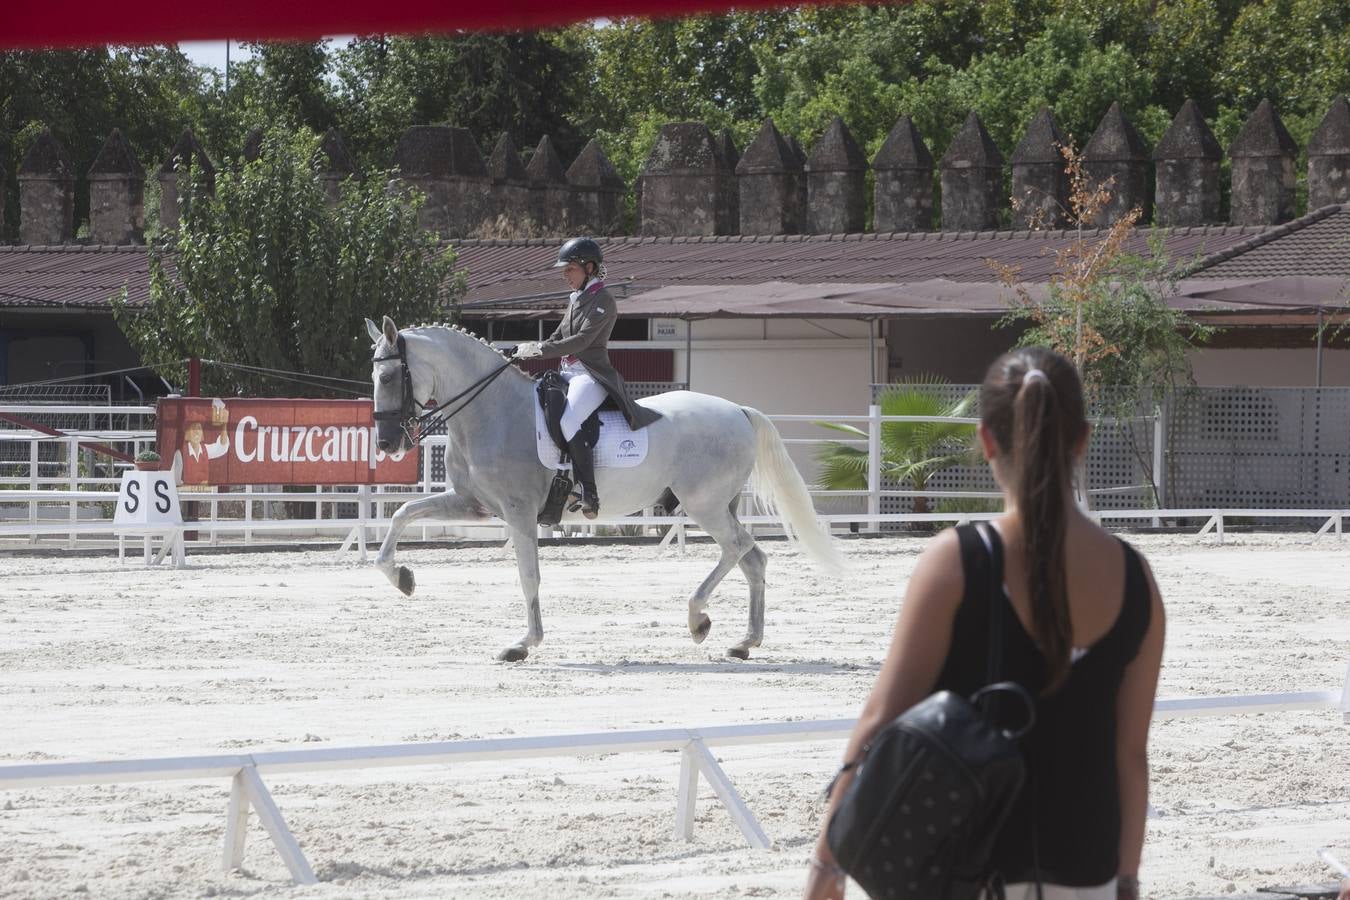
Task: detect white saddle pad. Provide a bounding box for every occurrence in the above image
[534,404,648,470]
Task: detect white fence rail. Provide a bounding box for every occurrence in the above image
[2,404,1347,561]
[2,682,1346,885]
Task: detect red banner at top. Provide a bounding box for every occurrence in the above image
[156,397,418,486]
[2,1,832,49]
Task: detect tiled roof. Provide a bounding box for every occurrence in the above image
[0,244,151,309]
[0,219,1293,313]
[1188,203,1350,279]
[453,225,1268,306]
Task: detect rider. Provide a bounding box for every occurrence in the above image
[513,237,662,518]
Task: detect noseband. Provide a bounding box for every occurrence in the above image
[372,333,514,446]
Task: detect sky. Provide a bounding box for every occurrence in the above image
[179,38,352,72]
[178,41,248,72]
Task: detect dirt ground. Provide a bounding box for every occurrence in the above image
[1,531,1348,899]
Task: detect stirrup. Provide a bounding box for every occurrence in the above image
[567,490,599,519]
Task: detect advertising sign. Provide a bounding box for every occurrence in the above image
[155,397,418,486]
[113,470,182,527]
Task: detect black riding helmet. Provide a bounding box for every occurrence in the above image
[552,236,603,272]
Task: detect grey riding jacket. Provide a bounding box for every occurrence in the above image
[536,282,663,431]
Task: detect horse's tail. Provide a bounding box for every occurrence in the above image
[741,406,847,573]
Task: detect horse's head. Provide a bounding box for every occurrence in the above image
[366,315,423,454]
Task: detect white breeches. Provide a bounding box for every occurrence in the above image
[560,367,607,441]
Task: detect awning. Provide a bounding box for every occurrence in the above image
[462,277,1348,322]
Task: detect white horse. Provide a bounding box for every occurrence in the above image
[365,316,844,662]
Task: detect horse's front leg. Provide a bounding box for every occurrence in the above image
[375,491,485,596]
[498,521,543,662]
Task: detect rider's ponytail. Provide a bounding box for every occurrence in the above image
[979,348,1086,693]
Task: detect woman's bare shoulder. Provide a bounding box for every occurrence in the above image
[905,527,967,612]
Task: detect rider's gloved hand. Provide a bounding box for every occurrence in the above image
[514,341,543,359]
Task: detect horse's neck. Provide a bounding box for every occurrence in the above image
[415,328,533,452]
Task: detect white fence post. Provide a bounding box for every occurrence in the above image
[238,764,317,885]
[686,738,771,850]
[1342,657,1350,725]
[223,769,249,871]
[674,742,699,840]
[66,436,78,549]
[27,440,38,545]
[357,485,370,562]
[867,403,881,534]
[1151,404,1165,528]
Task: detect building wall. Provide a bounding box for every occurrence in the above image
[885,316,1023,383]
[618,317,881,483]
[2,312,146,399]
[1190,347,1350,387]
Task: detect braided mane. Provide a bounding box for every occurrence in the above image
[406,321,534,382]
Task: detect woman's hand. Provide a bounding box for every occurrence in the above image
[1337,877,1350,900]
[802,855,846,900]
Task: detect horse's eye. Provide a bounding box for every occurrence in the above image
[379,372,394,385]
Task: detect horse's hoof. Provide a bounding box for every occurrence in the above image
[691,615,711,644]
[497,646,529,662]
[397,566,415,596]
[727,647,750,660]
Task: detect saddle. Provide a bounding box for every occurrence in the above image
[535,370,602,526]
[536,370,601,460]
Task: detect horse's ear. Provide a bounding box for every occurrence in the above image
[382,315,399,345]
[364,318,382,344]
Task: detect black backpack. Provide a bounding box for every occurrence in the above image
[826,523,1035,900]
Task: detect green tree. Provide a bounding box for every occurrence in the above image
[226,41,337,139]
[0,46,208,239]
[815,378,978,515]
[995,144,1213,506]
[1218,0,1350,115]
[332,32,591,170]
[114,128,461,397]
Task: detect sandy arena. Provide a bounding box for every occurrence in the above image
[2,532,1349,899]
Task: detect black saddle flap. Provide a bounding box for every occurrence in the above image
[536,370,600,456]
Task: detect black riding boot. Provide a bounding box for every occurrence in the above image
[566,434,600,519]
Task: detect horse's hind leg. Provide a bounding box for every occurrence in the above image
[683,500,756,651]
[729,544,767,660]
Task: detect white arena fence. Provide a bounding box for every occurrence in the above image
[1,400,1348,563]
[2,683,1347,885]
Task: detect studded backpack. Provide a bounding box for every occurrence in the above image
[826,523,1036,900]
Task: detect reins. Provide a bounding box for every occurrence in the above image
[373,332,514,446]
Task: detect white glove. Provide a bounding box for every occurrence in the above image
[515,341,543,359]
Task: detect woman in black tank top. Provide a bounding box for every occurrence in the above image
[804,348,1166,900]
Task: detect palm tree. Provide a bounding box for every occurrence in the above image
[816,377,980,515]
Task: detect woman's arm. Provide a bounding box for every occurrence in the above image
[1115,554,1166,900]
[804,528,967,899]
[537,296,617,358]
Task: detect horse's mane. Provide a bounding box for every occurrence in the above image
[405,322,535,384]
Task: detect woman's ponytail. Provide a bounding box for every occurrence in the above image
[980,349,1085,693]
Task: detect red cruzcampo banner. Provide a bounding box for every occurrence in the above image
[156,398,419,486]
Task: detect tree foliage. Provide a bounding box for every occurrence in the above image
[5,1,1346,238]
[0,46,209,240]
[331,32,591,170]
[114,128,461,397]
[814,378,978,515]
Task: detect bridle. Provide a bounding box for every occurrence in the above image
[372,332,514,447]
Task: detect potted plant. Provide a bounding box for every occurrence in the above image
[134,449,162,472]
